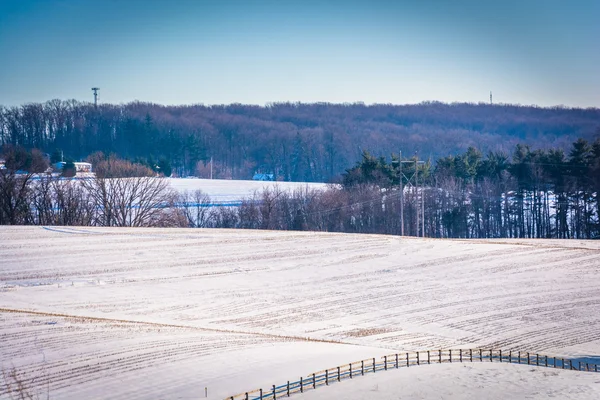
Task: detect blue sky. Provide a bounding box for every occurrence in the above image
[0,0,598,107]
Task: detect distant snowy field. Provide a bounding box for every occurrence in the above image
[1,227,600,399]
[166,178,328,202]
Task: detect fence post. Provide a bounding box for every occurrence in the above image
[509,350,512,363]
[385,356,388,371]
[373,358,376,373]
[406,353,410,367]
[287,381,290,397]
[260,388,263,400]
[518,351,521,364]
[300,377,303,393]
[545,356,548,367]
[326,369,328,386]
[439,349,442,363]
[490,349,493,362]
[245,393,249,400]
[428,350,431,364]
[396,354,399,369]
[460,349,462,362]
[273,385,276,400]
[449,349,452,363]
[312,373,316,389]
[480,349,483,362]
[338,366,341,381]
[361,360,364,376]
[350,363,353,379]
[527,353,530,365]
[562,359,565,369]
[417,352,420,365]
[470,349,473,362]
[595,364,597,372]
[536,354,539,366]
[499,349,502,362]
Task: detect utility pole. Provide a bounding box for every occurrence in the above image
[399,155,425,237]
[91,87,100,108]
[421,167,425,237]
[399,151,404,236]
[415,158,418,237]
[415,157,425,237]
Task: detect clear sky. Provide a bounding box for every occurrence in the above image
[0,0,599,107]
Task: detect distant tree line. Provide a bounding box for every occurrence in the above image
[335,137,600,239]
[2,138,598,238]
[1,100,598,182]
[179,137,600,239]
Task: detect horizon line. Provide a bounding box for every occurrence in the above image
[3,99,600,111]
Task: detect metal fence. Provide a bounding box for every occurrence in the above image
[225,348,599,400]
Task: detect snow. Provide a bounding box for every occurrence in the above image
[1,226,600,399]
[300,363,600,400]
[166,178,328,202]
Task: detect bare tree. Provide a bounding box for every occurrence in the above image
[82,158,175,227]
[212,206,239,228]
[53,179,96,226]
[0,146,48,225]
[177,189,214,227]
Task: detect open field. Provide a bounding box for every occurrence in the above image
[1,226,600,398]
[166,178,328,202]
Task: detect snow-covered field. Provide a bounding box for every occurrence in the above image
[167,178,328,202]
[1,226,600,399]
[301,363,600,400]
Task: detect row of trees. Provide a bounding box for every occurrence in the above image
[1,138,599,238]
[178,137,600,239]
[0,148,180,227]
[337,137,600,239]
[1,100,598,182]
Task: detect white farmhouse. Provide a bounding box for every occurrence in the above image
[54,162,93,173]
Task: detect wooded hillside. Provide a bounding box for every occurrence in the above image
[1,101,598,181]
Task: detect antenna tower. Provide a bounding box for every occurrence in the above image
[490,91,493,105]
[91,87,100,107]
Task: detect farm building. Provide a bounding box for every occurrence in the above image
[54,162,93,173]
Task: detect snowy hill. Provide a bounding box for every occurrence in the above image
[1,227,599,399]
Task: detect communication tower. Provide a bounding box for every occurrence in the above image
[91,87,100,107]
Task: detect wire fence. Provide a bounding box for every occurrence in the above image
[225,348,599,400]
